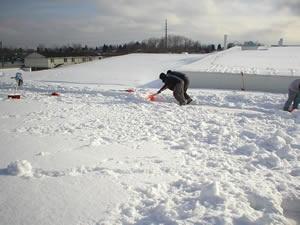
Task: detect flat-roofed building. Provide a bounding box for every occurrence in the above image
[25,52,102,70]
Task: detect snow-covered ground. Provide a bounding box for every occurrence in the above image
[24,53,205,87]
[179,46,300,76]
[0,52,300,225]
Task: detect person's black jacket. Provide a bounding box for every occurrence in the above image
[167,70,189,83]
[158,75,183,93]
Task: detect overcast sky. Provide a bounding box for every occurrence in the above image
[0,0,299,48]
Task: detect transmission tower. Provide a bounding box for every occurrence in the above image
[165,19,168,50]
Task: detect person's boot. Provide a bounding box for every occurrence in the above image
[283,105,290,111]
[179,101,187,106]
[186,98,193,104]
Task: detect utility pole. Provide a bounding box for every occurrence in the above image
[0,41,3,68]
[165,19,168,50]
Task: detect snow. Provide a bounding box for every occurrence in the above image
[25,53,205,87]
[6,160,33,177]
[179,46,300,76]
[0,51,300,225]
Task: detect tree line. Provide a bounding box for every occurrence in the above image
[101,35,224,56]
[34,35,224,57]
[1,35,237,65]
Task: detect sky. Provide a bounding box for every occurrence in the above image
[0,0,300,48]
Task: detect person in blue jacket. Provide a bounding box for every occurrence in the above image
[11,72,23,87]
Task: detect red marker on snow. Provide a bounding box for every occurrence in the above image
[147,94,156,101]
[288,108,295,113]
[126,89,135,93]
[51,92,60,96]
[8,94,21,99]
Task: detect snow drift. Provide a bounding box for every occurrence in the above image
[0,51,299,225]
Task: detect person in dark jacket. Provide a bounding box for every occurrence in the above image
[155,72,187,105]
[283,79,300,111]
[167,70,192,104]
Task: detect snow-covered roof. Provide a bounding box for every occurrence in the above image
[25,52,46,58]
[0,50,300,225]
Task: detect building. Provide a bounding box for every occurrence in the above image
[241,41,263,50]
[24,52,102,70]
[223,34,228,50]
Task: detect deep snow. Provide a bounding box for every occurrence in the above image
[0,50,300,225]
[179,46,300,76]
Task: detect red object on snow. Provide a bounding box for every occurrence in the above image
[289,108,295,112]
[147,94,156,101]
[51,92,60,96]
[126,89,135,93]
[8,94,21,99]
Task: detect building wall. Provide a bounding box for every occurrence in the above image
[184,71,300,93]
[25,57,49,68]
[241,46,259,50]
[48,57,65,68]
[25,54,101,69]
[48,56,100,68]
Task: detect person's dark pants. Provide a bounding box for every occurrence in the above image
[283,89,300,111]
[173,81,186,105]
[183,78,192,101]
[18,79,23,87]
[294,94,300,109]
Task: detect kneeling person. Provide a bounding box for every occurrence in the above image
[283,79,300,111]
[156,73,186,105]
[167,70,192,104]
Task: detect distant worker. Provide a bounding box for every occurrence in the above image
[167,70,193,104]
[11,72,23,87]
[283,79,300,111]
[155,71,192,105]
